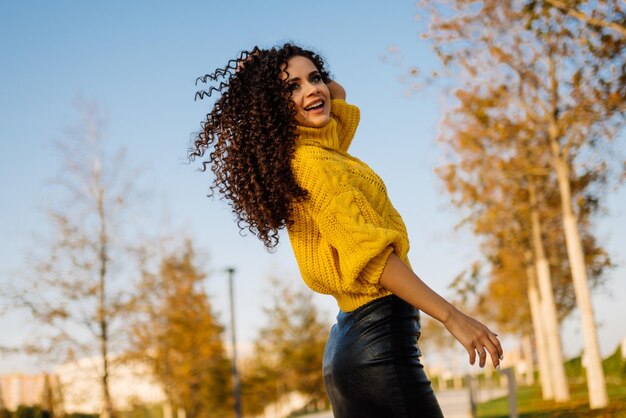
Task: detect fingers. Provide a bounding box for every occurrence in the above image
[471,330,503,370]
[481,339,500,370]
[470,344,494,369]
[236,50,258,73]
[468,347,477,366]
[488,331,504,360]
[450,311,504,371]
[477,346,488,368]
[484,329,504,370]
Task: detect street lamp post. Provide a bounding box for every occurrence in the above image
[226,267,242,418]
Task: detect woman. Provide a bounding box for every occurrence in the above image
[191,43,503,417]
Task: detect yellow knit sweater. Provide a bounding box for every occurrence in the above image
[287,99,412,312]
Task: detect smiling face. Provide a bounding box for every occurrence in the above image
[283,56,331,128]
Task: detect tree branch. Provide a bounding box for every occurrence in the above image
[544,0,626,37]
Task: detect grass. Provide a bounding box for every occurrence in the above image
[477,382,626,417]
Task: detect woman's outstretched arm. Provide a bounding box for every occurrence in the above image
[379,252,503,370]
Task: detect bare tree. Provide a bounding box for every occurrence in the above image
[10,97,144,418]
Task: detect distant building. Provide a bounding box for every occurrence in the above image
[1,356,165,415]
[54,356,165,414]
[0,373,49,411]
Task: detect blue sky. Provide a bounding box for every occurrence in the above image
[1,1,625,374]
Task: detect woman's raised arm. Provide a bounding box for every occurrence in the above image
[327,80,346,100]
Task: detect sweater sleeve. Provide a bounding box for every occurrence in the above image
[293,155,403,291]
[330,99,360,152]
[317,189,400,288]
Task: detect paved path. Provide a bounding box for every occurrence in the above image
[302,387,506,418]
[302,411,333,418]
[300,391,461,418]
[434,388,473,418]
[435,387,507,418]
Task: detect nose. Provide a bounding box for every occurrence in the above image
[303,81,320,97]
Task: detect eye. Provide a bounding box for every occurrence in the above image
[288,82,300,92]
[310,74,322,83]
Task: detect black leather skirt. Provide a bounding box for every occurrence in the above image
[323,295,443,418]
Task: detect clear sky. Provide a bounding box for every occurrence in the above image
[1,1,625,374]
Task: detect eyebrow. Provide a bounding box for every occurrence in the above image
[287,70,320,82]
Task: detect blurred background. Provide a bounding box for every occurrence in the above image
[1,1,625,417]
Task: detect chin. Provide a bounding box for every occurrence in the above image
[312,120,331,128]
[305,116,331,128]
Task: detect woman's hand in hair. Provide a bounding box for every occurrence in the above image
[327,80,346,100]
[236,48,260,73]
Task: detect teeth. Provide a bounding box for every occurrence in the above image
[305,100,323,110]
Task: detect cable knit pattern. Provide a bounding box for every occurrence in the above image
[288,99,412,312]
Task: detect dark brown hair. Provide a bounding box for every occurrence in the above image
[189,43,331,249]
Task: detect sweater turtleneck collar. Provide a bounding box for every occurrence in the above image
[295,117,341,151]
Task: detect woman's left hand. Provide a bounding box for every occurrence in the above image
[443,308,503,369]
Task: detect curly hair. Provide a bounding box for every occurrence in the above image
[189,43,331,250]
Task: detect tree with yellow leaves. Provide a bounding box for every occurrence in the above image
[241,276,329,416]
[435,85,610,400]
[129,240,232,418]
[419,0,624,407]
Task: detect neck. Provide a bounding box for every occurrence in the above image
[296,118,340,150]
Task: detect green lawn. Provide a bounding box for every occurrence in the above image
[477,382,626,417]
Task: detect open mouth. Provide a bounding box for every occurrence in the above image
[304,100,324,111]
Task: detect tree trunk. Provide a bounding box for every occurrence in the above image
[526,251,554,399]
[97,176,115,418]
[547,49,608,409]
[99,257,114,418]
[529,182,570,401]
[163,401,173,418]
[522,333,534,386]
[41,374,57,418]
[550,143,608,408]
